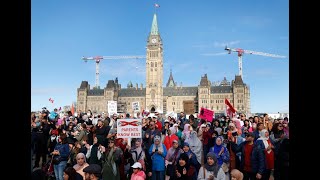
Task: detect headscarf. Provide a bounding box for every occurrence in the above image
[205,152,220,177]
[258,129,271,153]
[212,136,225,166]
[170,126,176,135]
[188,131,202,164]
[182,124,191,142]
[176,153,190,176]
[151,135,164,153]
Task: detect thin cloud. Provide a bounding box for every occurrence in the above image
[213,40,240,48]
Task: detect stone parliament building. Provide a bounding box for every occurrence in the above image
[77,13,251,116]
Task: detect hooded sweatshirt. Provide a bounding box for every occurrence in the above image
[130,170,146,180]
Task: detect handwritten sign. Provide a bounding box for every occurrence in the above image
[198,107,214,122]
[132,101,140,112]
[117,119,142,138]
[108,101,117,116]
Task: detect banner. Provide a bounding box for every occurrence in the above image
[117,119,142,138]
[108,101,117,115]
[198,107,214,122]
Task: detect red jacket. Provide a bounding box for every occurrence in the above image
[163,134,179,150]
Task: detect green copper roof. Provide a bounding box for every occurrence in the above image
[150,13,159,35]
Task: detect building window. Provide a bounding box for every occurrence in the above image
[155,62,157,67]
[217,106,219,110]
[151,62,154,67]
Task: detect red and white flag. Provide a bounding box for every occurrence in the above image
[154,3,160,8]
[225,98,236,117]
[49,98,54,103]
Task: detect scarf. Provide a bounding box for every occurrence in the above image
[212,136,224,165]
[188,131,202,164]
[151,142,164,153]
[257,129,271,153]
[107,147,117,176]
[204,152,219,177]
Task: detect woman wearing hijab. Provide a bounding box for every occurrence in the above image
[165,140,181,180]
[163,127,179,150]
[209,136,230,167]
[180,142,201,174]
[174,153,197,180]
[181,124,192,143]
[101,138,123,180]
[198,152,226,180]
[188,130,202,166]
[129,138,146,174]
[256,129,275,180]
[172,124,182,146]
[73,152,89,180]
[149,135,167,180]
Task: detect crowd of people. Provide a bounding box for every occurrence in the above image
[31,108,289,180]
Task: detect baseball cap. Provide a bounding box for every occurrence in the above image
[131,162,142,169]
[83,164,101,174]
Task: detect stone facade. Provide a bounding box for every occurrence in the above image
[77,13,250,116]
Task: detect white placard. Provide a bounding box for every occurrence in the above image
[108,101,117,116]
[117,119,142,138]
[132,101,140,112]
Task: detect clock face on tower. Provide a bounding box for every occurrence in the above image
[151,38,157,43]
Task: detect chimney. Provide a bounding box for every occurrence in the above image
[140,83,143,90]
[135,83,138,90]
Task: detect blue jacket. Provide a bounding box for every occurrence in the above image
[149,144,167,171]
[54,143,70,161]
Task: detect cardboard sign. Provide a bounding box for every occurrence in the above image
[198,107,214,122]
[132,101,140,112]
[108,101,117,115]
[117,119,142,138]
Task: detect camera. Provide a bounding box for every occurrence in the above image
[155,148,158,152]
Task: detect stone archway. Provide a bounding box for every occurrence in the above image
[151,106,156,113]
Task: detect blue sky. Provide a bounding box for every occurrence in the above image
[31,0,289,113]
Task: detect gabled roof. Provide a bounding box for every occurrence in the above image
[163,87,198,96]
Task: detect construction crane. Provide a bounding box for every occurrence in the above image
[224,46,286,79]
[81,55,146,89]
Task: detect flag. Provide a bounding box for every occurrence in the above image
[49,98,54,103]
[225,98,236,117]
[71,103,74,115]
[154,3,160,8]
[58,107,62,111]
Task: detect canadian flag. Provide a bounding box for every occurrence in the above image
[49,98,54,103]
[225,98,236,117]
[154,3,160,8]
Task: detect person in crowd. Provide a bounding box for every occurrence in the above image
[181,124,192,143]
[149,135,167,180]
[180,142,201,173]
[52,133,71,180]
[101,138,123,180]
[230,132,265,180]
[174,153,197,180]
[86,136,104,167]
[256,129,275,180]
[230,169,243,180]
[165,139,181,180]
[209,136,230,167]
[130,162,146,180]
[188,130,202,166]
[83,164,102,180]
[163,127,179,150]
[63,166,83,180]
[197,152,226,180]
[172,124,183,146]
[73,152,89,180]
[253,122,264,142]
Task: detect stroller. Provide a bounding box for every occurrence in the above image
[42,156,55,180]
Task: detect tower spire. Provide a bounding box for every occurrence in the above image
[150,13,159,35]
